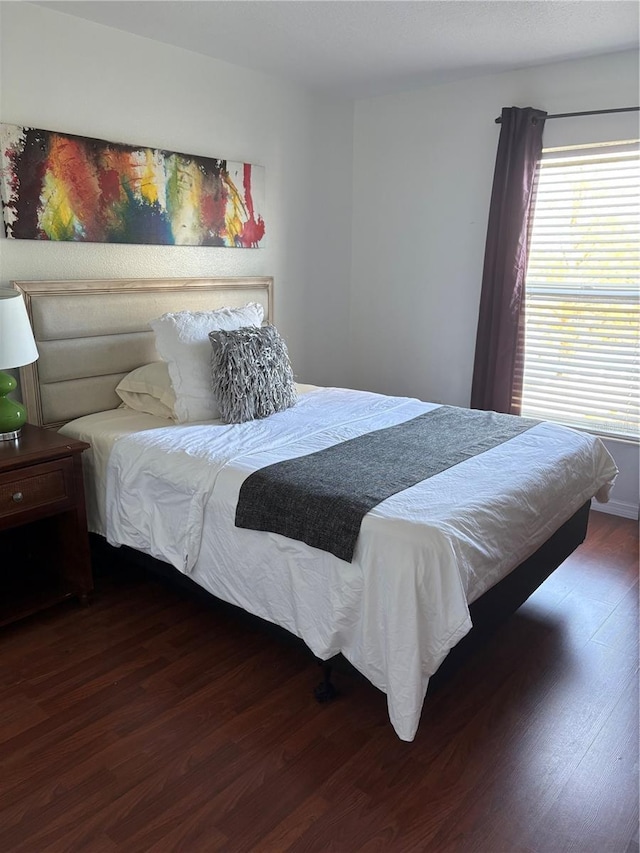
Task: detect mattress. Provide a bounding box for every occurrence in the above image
[61,383,321,535]
[60,386,617,741]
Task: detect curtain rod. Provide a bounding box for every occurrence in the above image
[494,106,640,124]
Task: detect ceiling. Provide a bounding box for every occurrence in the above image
[36,1,639,99]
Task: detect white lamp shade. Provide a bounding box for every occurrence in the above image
[0,289,39,370]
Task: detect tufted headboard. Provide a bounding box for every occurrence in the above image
[14,277,273,429]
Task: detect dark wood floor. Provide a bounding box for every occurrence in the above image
[1,511,637,852]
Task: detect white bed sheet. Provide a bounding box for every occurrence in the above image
[61,387,617,741]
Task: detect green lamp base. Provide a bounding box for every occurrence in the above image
[0,370,27,441]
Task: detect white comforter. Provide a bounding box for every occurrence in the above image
[91,388,615,741]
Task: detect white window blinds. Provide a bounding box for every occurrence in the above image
[521,140,640,440]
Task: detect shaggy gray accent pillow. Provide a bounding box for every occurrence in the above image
[209,325,297,423]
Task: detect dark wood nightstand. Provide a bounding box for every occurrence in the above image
[0,424,93,626]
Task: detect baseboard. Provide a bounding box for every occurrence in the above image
[591,499,639,521]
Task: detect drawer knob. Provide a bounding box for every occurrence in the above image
[12,492,24,503]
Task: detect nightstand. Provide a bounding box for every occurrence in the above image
[0,424,93,626]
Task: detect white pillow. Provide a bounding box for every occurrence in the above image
[150,302,264,422]
[116,362,176,420]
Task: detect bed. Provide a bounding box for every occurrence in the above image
[15,277,617,742]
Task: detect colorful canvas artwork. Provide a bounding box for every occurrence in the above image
[0,124,265,247]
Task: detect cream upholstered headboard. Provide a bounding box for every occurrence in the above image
[14,277,273,429]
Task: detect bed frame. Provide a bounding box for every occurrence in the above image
[13,277,591,699]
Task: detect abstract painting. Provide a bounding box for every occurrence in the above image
[0,124,265,247]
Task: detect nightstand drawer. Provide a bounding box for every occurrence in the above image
[0,458,74,522]
[0,425,92,625]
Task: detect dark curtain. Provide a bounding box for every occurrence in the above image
[470,106,547,414]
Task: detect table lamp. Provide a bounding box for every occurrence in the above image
[0,289,39,440]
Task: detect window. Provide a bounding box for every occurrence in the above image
[520,140,639,440]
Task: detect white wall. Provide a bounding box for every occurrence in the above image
[351,50,639,517]
[0,2,354,388]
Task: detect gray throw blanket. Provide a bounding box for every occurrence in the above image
[235,406,539,562]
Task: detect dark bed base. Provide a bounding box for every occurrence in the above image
[90,500,591,701]
[428,498,591,689]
